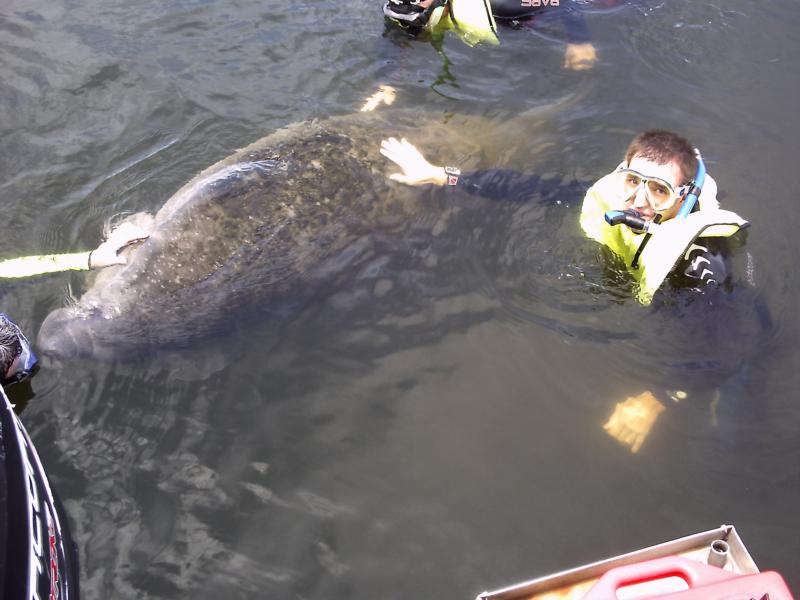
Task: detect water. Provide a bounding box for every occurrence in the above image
[2,0,799,596]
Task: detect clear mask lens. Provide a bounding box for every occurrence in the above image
[619,169,678,211]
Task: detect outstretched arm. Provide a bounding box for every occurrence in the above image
[0,252,94,278]
[0,222,149,279]
[380,137,554,202]
[380,137,449,186]
[560,0,597,70]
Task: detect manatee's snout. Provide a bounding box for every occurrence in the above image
[37,307,97,361]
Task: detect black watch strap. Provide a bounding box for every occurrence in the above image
[444,166,460,186]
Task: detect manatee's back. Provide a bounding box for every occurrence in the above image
[39,109,505,358]
[63,124,402,354]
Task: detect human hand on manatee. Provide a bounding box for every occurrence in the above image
[564,42,597,70]
[380,137,448,186]
[360,85,397,112]
[603,390,665,454]
[89,222,150,269]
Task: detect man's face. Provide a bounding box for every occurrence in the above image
[622,155,685,222]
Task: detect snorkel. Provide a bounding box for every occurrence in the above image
[676,148,705,218]
[604,209,660,233]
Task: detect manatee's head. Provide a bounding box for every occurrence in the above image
[37,306,117,361]
[37,212,158,362]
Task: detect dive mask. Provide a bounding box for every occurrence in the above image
[616,167,687,212]
[0,313,39,386]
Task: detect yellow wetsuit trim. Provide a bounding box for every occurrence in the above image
[427,0,499,46]
[449,0,498,46]
[0,251,91,279]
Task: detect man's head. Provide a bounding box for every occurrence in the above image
[620,130,698,222]
[0,316,22,376]
[0,314,38,386]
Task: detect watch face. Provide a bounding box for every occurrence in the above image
[447,174,459,185]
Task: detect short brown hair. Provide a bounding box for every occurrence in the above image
[0,316,22,375]
[625,130,698,185]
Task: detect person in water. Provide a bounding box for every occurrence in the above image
[382,0,599,70]
[0,313,38,389]
[0,312,40,407]
[379,130,749,453]
[380,130,747,300]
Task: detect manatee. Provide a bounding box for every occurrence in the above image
[36,93,588,362]
[36,110,511,360]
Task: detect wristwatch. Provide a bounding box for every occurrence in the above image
[444,166,461,186]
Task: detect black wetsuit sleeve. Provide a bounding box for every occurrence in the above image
[560,0,592,44]
[454,169,543,203]
[675,237,730,289]
[491,0,592,44]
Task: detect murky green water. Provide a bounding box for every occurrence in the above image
[2,0,798,596]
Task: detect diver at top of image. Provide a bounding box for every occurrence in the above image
[381,0,607,70]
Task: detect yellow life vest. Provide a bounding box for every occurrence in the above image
[427,0,499,46]
[580,168,749,304]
